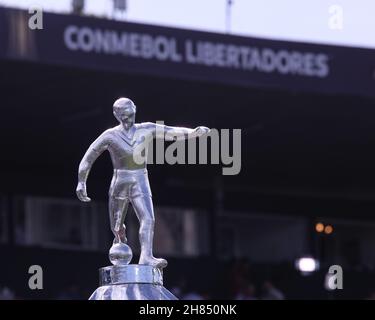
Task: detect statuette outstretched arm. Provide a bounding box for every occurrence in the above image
[152,123,210,141]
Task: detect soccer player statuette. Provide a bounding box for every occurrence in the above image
[76,97,210,300]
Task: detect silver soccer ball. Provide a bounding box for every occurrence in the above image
[109,243,133,265]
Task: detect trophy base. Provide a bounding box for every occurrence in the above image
[89,283,177,300]
[89,264,178,300]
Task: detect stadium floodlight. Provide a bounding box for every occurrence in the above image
[112,0,127,20]
[226,0,234,33]
[72,0,84,15]
[113,0,127,12]
[295,256,319,274]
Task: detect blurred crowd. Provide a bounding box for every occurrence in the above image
[0,281,285,300]
[170,280,284,300]
[0,286,15,300]
[2,258,375,300]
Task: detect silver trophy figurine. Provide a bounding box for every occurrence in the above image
[76,97,209,300]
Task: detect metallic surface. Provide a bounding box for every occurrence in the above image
[99,264,163,286]
[89,283,177,300]
[89,264,177,300]
[76,97,209,268]
[109,243,133,265]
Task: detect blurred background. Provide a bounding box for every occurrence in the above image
[1,0,375,300]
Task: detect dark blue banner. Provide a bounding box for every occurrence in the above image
[0,7,374,97]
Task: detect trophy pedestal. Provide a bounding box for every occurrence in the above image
[89,264,178,300]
